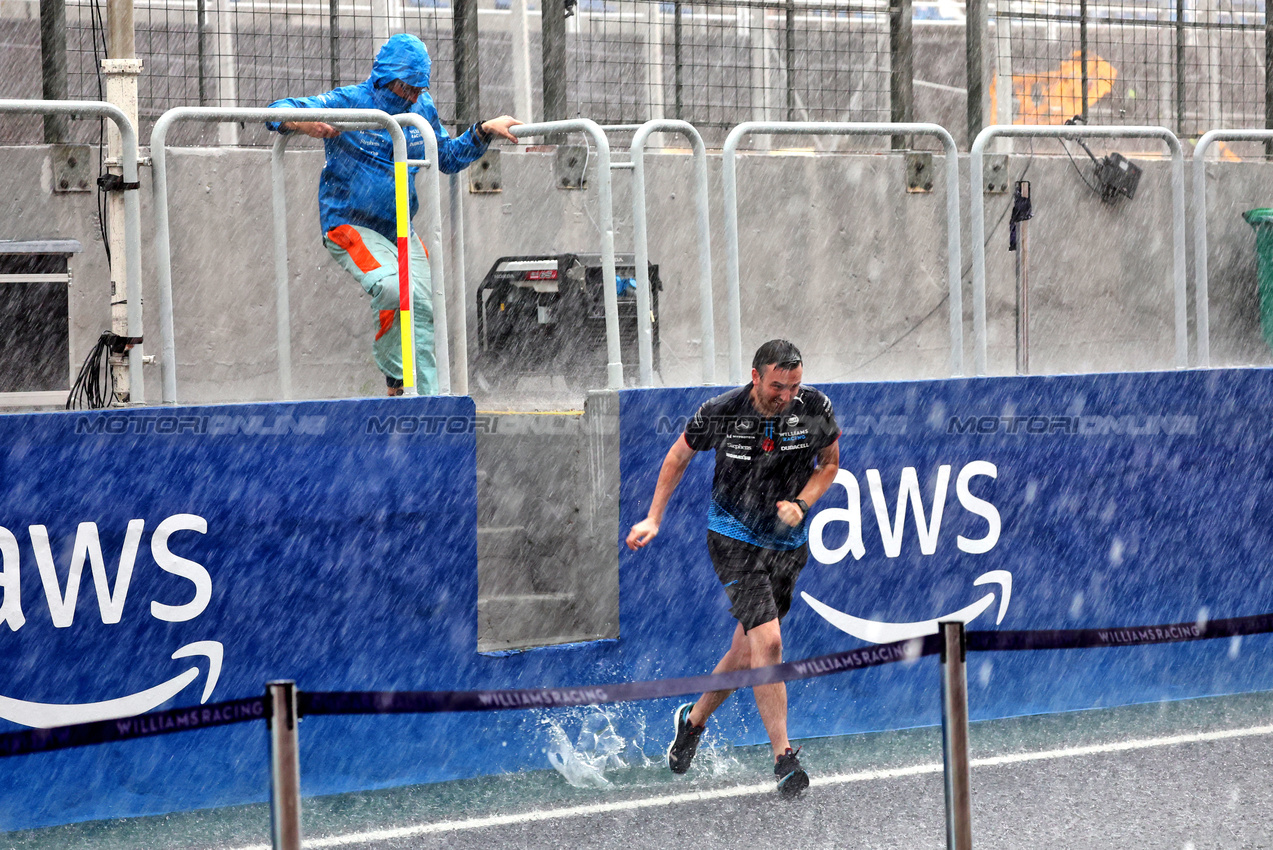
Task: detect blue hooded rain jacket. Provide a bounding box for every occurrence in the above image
[267,33,489,243]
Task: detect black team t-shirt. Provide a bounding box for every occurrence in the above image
[684,383,840,550]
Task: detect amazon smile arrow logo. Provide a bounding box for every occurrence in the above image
[0,641,223,728]
[801,570,1013,644]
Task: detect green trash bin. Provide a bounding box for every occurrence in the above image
[1244,208,1273,351]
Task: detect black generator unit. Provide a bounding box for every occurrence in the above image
[474,253,661,390]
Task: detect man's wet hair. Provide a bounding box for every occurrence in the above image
[752,339,803,375]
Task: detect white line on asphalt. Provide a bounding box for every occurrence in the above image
[226,722,1273,849]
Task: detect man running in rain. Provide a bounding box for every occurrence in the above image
[626,339,840,798]
[267,33,521,395]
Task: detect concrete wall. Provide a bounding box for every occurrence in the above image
[5,141,1272,409]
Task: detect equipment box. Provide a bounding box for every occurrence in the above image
[474,253,661,390]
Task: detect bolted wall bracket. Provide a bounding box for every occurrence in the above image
[984,154,1010,194]
[555,144,588,189]
[905,151,934,193]
[469,148,502,193]
[51,144,92,193]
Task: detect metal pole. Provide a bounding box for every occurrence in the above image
[722,121,964,381]
[1176,0,1186,136]
[512,120,623,387]
[1015,181,1029,375]
[329,0,339,90]
[1266,4,1273,158]
[395,113,451,395]
[940,621,973,850]
[266,680,301,850]
[890,0,913,150]
[1079,0,1088,122]
[454,0,480,127]
[674,1,683,121]
[40,0,68,143]
[542,0,568,124]
[511,0,535,123]
[271,135,294,400]
[785,0,796,123]
[449,174,470,394]
[631,120,715,386]
[197,0,209,106]
[966,0,987,147]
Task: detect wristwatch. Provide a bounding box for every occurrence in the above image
[474,120,493,143]
[794,498,809,516]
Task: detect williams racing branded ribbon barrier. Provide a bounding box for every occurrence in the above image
[6,608,1273,759]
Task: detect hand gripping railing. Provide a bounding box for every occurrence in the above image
[1190,130,1273,369]
[270,114,452,398]
[508,119,624,390]
[0,99,146,403]
[722,122,964,383]
[630,120,715,386]
[970,125,1188,376]
[152,107,411,404]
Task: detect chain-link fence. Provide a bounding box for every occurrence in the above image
[995,0,1266,138]
[567,0,891,128]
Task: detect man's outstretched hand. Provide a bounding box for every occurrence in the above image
[626,518,660,550]
[283,121,341,139]
[481,116,524,143]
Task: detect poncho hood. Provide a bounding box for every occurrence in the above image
[369,33,431,90]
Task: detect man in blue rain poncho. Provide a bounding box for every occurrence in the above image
[267,33,521,395]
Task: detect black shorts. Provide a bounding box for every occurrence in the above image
[707,531,809,632]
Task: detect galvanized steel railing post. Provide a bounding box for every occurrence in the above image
[0,100,146,404]
[1191,129,1273,369]
[394,113,451,395]
[940,621,973,850]
[970,124,1187,375]
[448,173,470,395]
[152,107,409,404]
[270,134,294,400]
[630,120,715,386]
[509,120,624,389]
[266,680,301,850]
[723,122,964,383]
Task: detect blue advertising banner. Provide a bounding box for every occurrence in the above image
[8,368,1273,831]
[0,396,484,829]
[617,369,1273,747]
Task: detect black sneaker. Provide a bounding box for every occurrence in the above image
[667,702,705,774]
[774,747,809,798]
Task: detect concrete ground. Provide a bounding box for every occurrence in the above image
[6,689,1273,850]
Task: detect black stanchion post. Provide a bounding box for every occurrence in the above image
[940,621,972,850]
[266,681,302,850]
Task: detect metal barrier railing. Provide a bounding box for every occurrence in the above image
[9,610,1273,848]
[722,122,965,383]
[629,120,715,387]
[0,99,146,404]
[151,107,413,404]
[270,114,453,398]
[969,125,1189,376]
[1191,129,1273,370]
[507,119,625,390]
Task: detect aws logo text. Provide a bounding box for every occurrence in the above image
[810,461,1000,564]
[0,514,210,632]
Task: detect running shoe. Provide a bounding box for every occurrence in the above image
[774,747,809,798]
[667,702,706,774]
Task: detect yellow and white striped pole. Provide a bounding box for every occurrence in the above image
[394,158,417,395]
